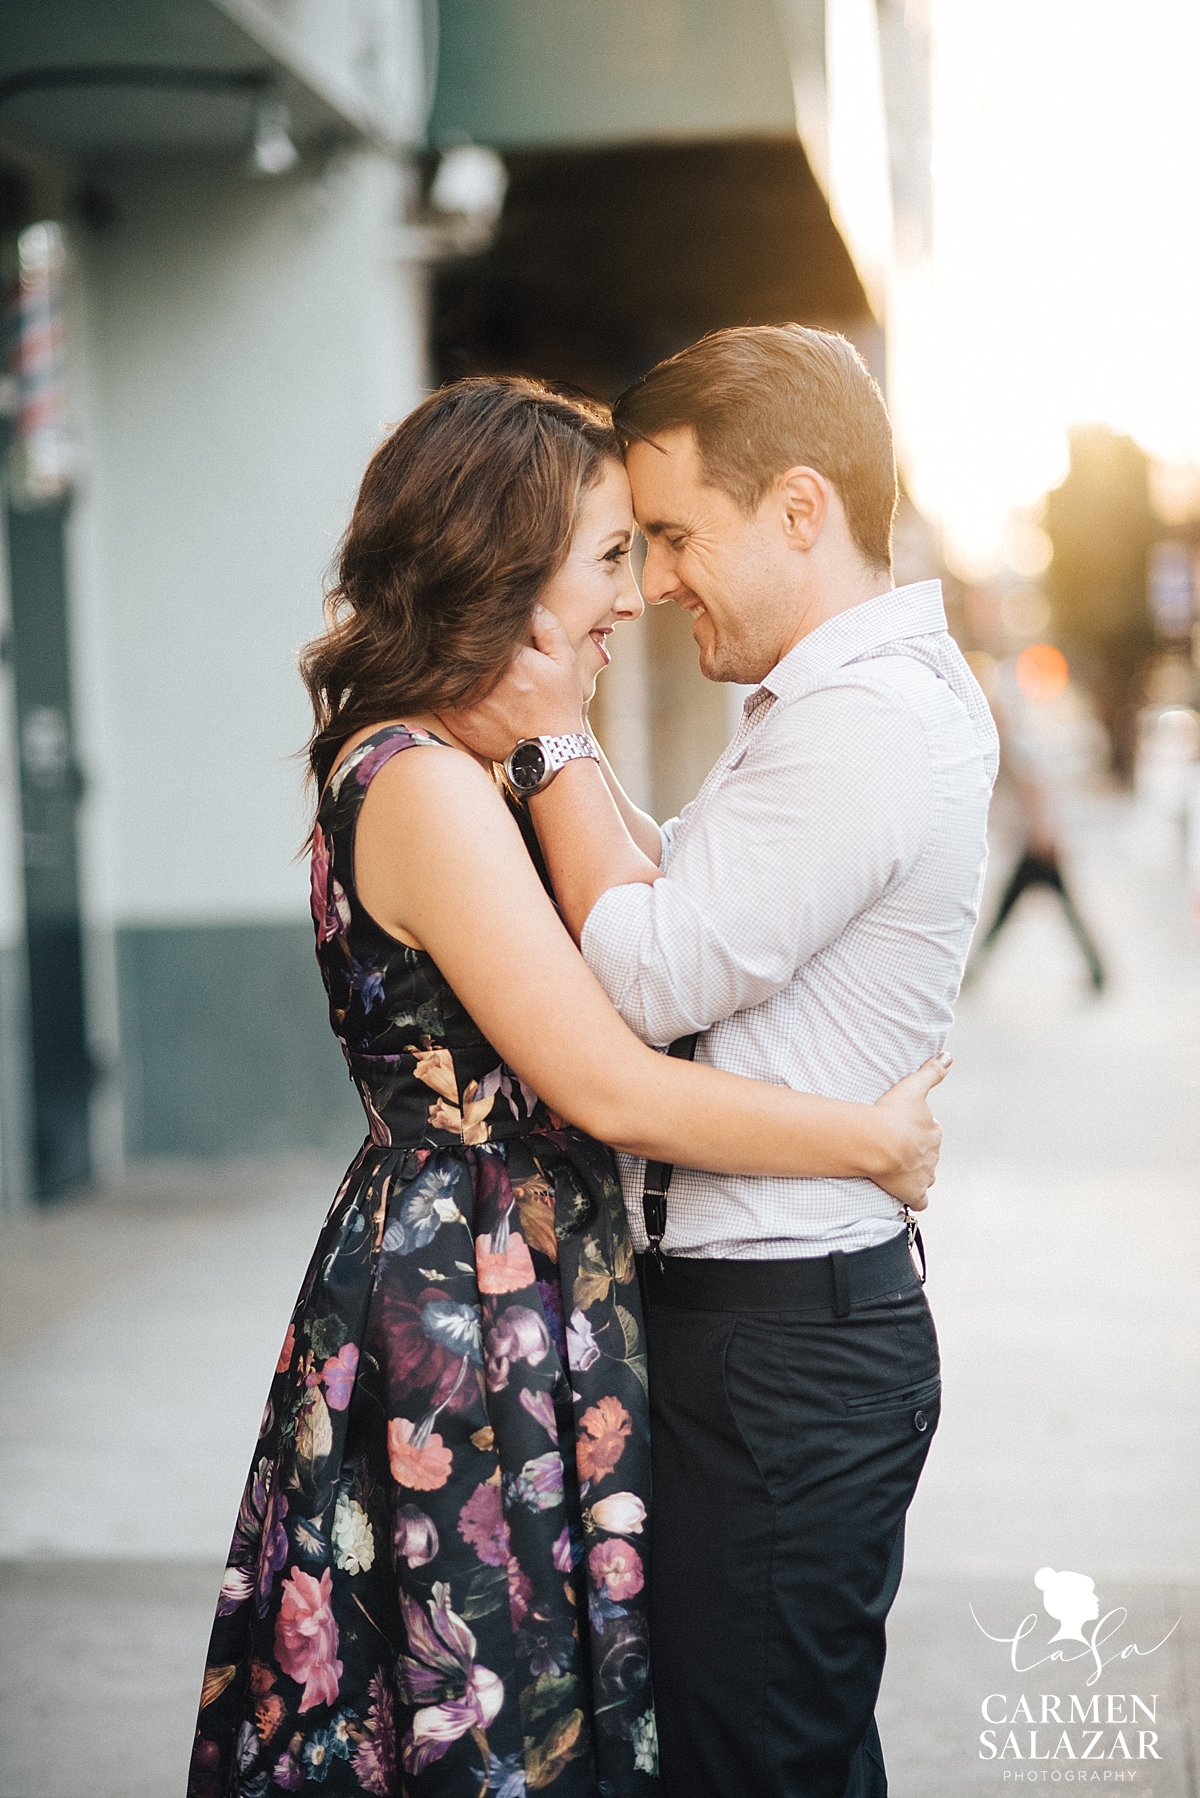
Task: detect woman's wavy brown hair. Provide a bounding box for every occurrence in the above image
[301,377,619,793]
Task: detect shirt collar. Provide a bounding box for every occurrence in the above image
[758,580,948,704]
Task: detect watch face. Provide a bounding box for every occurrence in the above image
[508,740,548,792]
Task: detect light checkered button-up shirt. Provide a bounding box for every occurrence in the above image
[583,580,999,1259]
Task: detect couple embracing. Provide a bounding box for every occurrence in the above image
[191,326,997,1798]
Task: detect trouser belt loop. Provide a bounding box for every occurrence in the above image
[829,1250,851,1319]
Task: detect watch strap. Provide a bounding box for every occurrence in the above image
[539,732,600,777]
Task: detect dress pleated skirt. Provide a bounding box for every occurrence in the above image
[189,1130,660,1798]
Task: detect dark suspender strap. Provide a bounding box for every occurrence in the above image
[641,1033,699,1273]
[906,1210,927,1284]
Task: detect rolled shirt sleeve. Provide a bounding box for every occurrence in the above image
[581,678,935,1046]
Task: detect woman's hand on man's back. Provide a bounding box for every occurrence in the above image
[869,1055,950,1209]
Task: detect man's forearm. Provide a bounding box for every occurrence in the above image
[529,758,660,941]
[590,734,664,865]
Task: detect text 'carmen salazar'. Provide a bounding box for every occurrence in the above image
[980,1694,1161,1761]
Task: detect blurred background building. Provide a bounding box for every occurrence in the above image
[0,0,936,1204]
[955,422,1200,965]
[0,3,437,1207]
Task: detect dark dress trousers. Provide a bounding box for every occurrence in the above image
[643,1231,939,1797]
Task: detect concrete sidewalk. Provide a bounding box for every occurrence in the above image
[879,792,1200,1797]
[0,1157,343,1798]
[2,793,1198,1797]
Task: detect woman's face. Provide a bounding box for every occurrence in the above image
[537,458,644,702]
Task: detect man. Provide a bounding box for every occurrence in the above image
[456,326,997,1797]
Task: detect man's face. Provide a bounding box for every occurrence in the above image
[625,426,796,684]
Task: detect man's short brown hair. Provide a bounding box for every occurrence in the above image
[612,325,897,570]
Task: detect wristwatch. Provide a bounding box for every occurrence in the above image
[502,733,600,797]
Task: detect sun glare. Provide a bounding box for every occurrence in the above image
[891,0,1200,575]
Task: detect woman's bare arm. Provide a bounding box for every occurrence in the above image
[354,745,945,1205]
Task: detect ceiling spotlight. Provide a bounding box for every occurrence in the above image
[429,144,508,228]
[250,103,299,177]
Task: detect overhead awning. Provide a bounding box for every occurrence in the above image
[0,0,427,159]
[431,0,896,321]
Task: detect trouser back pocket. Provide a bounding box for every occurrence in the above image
[844,1373,941,1417]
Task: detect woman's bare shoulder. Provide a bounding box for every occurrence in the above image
[351,732,519,947]
[356,730,504,816]
[326,715,503,815]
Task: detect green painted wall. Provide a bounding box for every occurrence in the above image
[431,0,797,148]
[116,922,365,1161]
[0,942,33,1208]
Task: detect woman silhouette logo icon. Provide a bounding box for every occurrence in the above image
[1034,1566,1101,1644]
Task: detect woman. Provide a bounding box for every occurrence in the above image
[189,379,945,1798]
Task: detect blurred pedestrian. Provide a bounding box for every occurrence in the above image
[188,377,943,1798]
[975,844,1105,990]
[968,646,1106,992]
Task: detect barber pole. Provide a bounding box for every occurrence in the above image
[9,220,72,505]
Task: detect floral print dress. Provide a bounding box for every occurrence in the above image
[190,726,660,1798]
